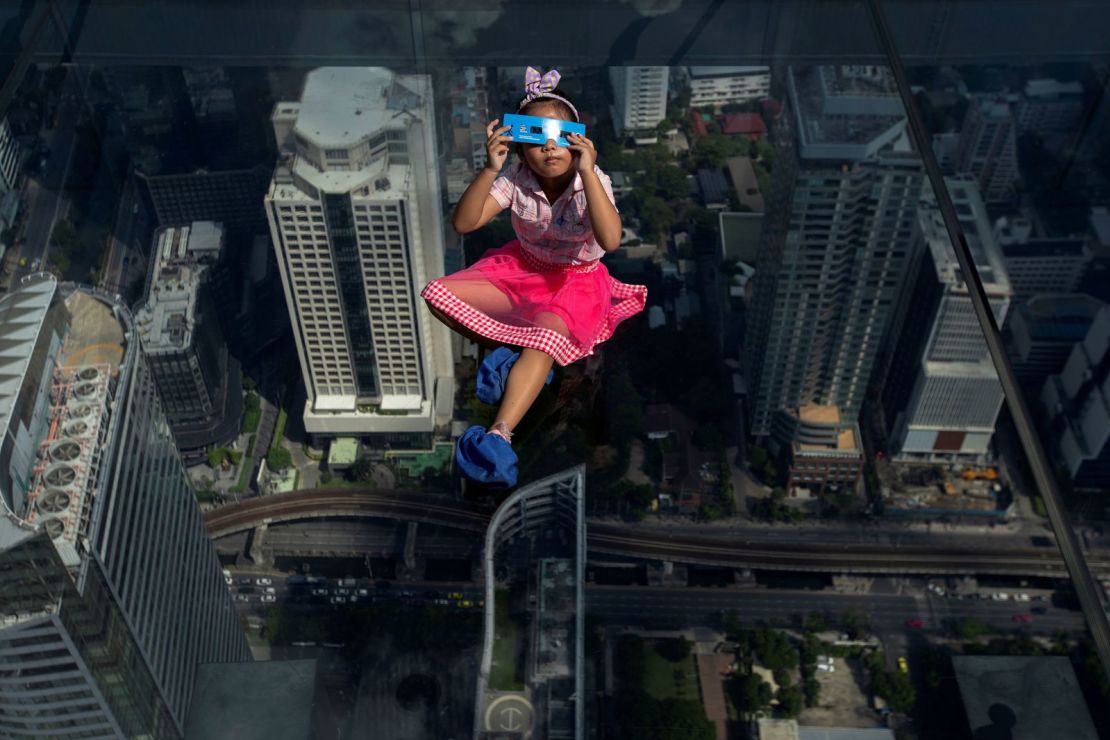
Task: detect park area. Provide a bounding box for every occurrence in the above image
[489,588,525,691]
[611,634,715,740]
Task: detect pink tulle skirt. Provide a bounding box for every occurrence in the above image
[421,240,647,366]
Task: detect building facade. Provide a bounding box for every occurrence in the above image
[687,66,771,108]
[956,95,1018,205]
[265,67,454,443]
[135,221,240,463]
[1042,305,1110,491]
[746,65,924,437]
[994,217,1091,302]
[610,66,669,145]
[882,178,1012,463]
[0,117,22,193]
[1008,293,1103,394]
[0,275,249,738]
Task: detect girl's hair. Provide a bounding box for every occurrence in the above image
[517,88,578,122]
[514,89,578,160]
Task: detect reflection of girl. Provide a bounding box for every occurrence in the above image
[421,67,647,487]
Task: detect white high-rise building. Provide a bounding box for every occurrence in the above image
[746,65,924,437]
[686,66,770,108]
[0,275,249,738]
[610,66,668,145]
[265,68,454,442]
[882,178,1012,463]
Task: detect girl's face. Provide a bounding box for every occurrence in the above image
[519,102,574,179]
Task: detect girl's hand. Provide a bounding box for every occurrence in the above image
[567,132,597,173]
[484,119,512,173]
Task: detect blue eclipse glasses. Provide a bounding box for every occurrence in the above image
[502,113,586,148]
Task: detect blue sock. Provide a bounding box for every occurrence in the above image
[476,347,555,405]
[455,424,518,488]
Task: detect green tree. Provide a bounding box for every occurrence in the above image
[776,685,803,718]
[754,629,798,671]
[266,447,293,472]
[955,617,989,640]
[655,165,689,203]
[637,194,674,240]
[346,457,373,482]
[692,133,746,169]
[802,676,821,707]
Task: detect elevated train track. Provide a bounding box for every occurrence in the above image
[204,489,1110,577]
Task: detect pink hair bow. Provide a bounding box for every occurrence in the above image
[523,66,561,100]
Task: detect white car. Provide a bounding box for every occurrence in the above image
[264,587,276,594]
[261,594,276,603]
[256,577,272,586]
[816,663,835,673]
[1015,593,1031,602]
[330,596,347,605]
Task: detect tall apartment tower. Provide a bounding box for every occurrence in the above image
[746,65,924,438]
[956,95,1019,205]
[0,275,249,738]
[0,117,22,192]
[609,66,669,145]
[881,178,1012,463]
[265,67,454,444]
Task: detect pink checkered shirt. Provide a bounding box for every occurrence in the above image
[489,162,619,265]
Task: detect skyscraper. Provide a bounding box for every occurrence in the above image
[136,221,240,464]
[746,65,924,438]
[0,275,249,738]
[609,66,669,145]
[882,178,1012,464]
[956,94,1019,205]
[265,67,454,445]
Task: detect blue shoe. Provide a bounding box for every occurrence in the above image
[455,424,518,488]
[476,347,555,405]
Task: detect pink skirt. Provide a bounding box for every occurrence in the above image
[421,240,647,366]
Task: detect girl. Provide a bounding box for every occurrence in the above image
[421,67,647,488]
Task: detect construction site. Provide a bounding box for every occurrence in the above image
[875,462,1014,521]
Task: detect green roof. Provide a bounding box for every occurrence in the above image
[328,437,359,465]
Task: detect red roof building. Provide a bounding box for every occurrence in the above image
[719,112,767,140]
[688,109,709,137]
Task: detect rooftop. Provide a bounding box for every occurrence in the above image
[1024,78,1083,100]
[720,112,767,137]
[294,67,424,148]
[725,156,765,212]
[135,222,223,352]
[0,276,57,452]
[920,177,1011,295]
[787,66,908,160]
[951,655,1098,740]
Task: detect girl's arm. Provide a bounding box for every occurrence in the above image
[580,169,622,252]
[451,168,504,234]
[452,120,512,234]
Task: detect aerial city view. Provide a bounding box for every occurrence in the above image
[1,5,1109,740]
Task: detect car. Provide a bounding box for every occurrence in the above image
[330,596,347,605]
[235,594,251,603]
[435,599,449,606]
[264,587,276,594]
[30,258,40,270]
[477,599,485,608]
[897,657,909,674]
[1012,613,1032,623]
[816,663,835,673]
[239,577,253,586]
[447,591,463,600]
[335,588,350,595]
[18,256,26,267]
[357,588,369,596]
[460,600,473,608]
[256,577,272,586]
[1015,593,1031,602]
[261,594,276,603]
[904,618,924,629]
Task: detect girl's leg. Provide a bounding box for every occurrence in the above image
[424,277,515,351]
[424,300,501,350]
[489,310,566,435]
[490,347,556,434]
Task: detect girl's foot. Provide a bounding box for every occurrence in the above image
[455,424,518,488]
[476,347,554,405]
